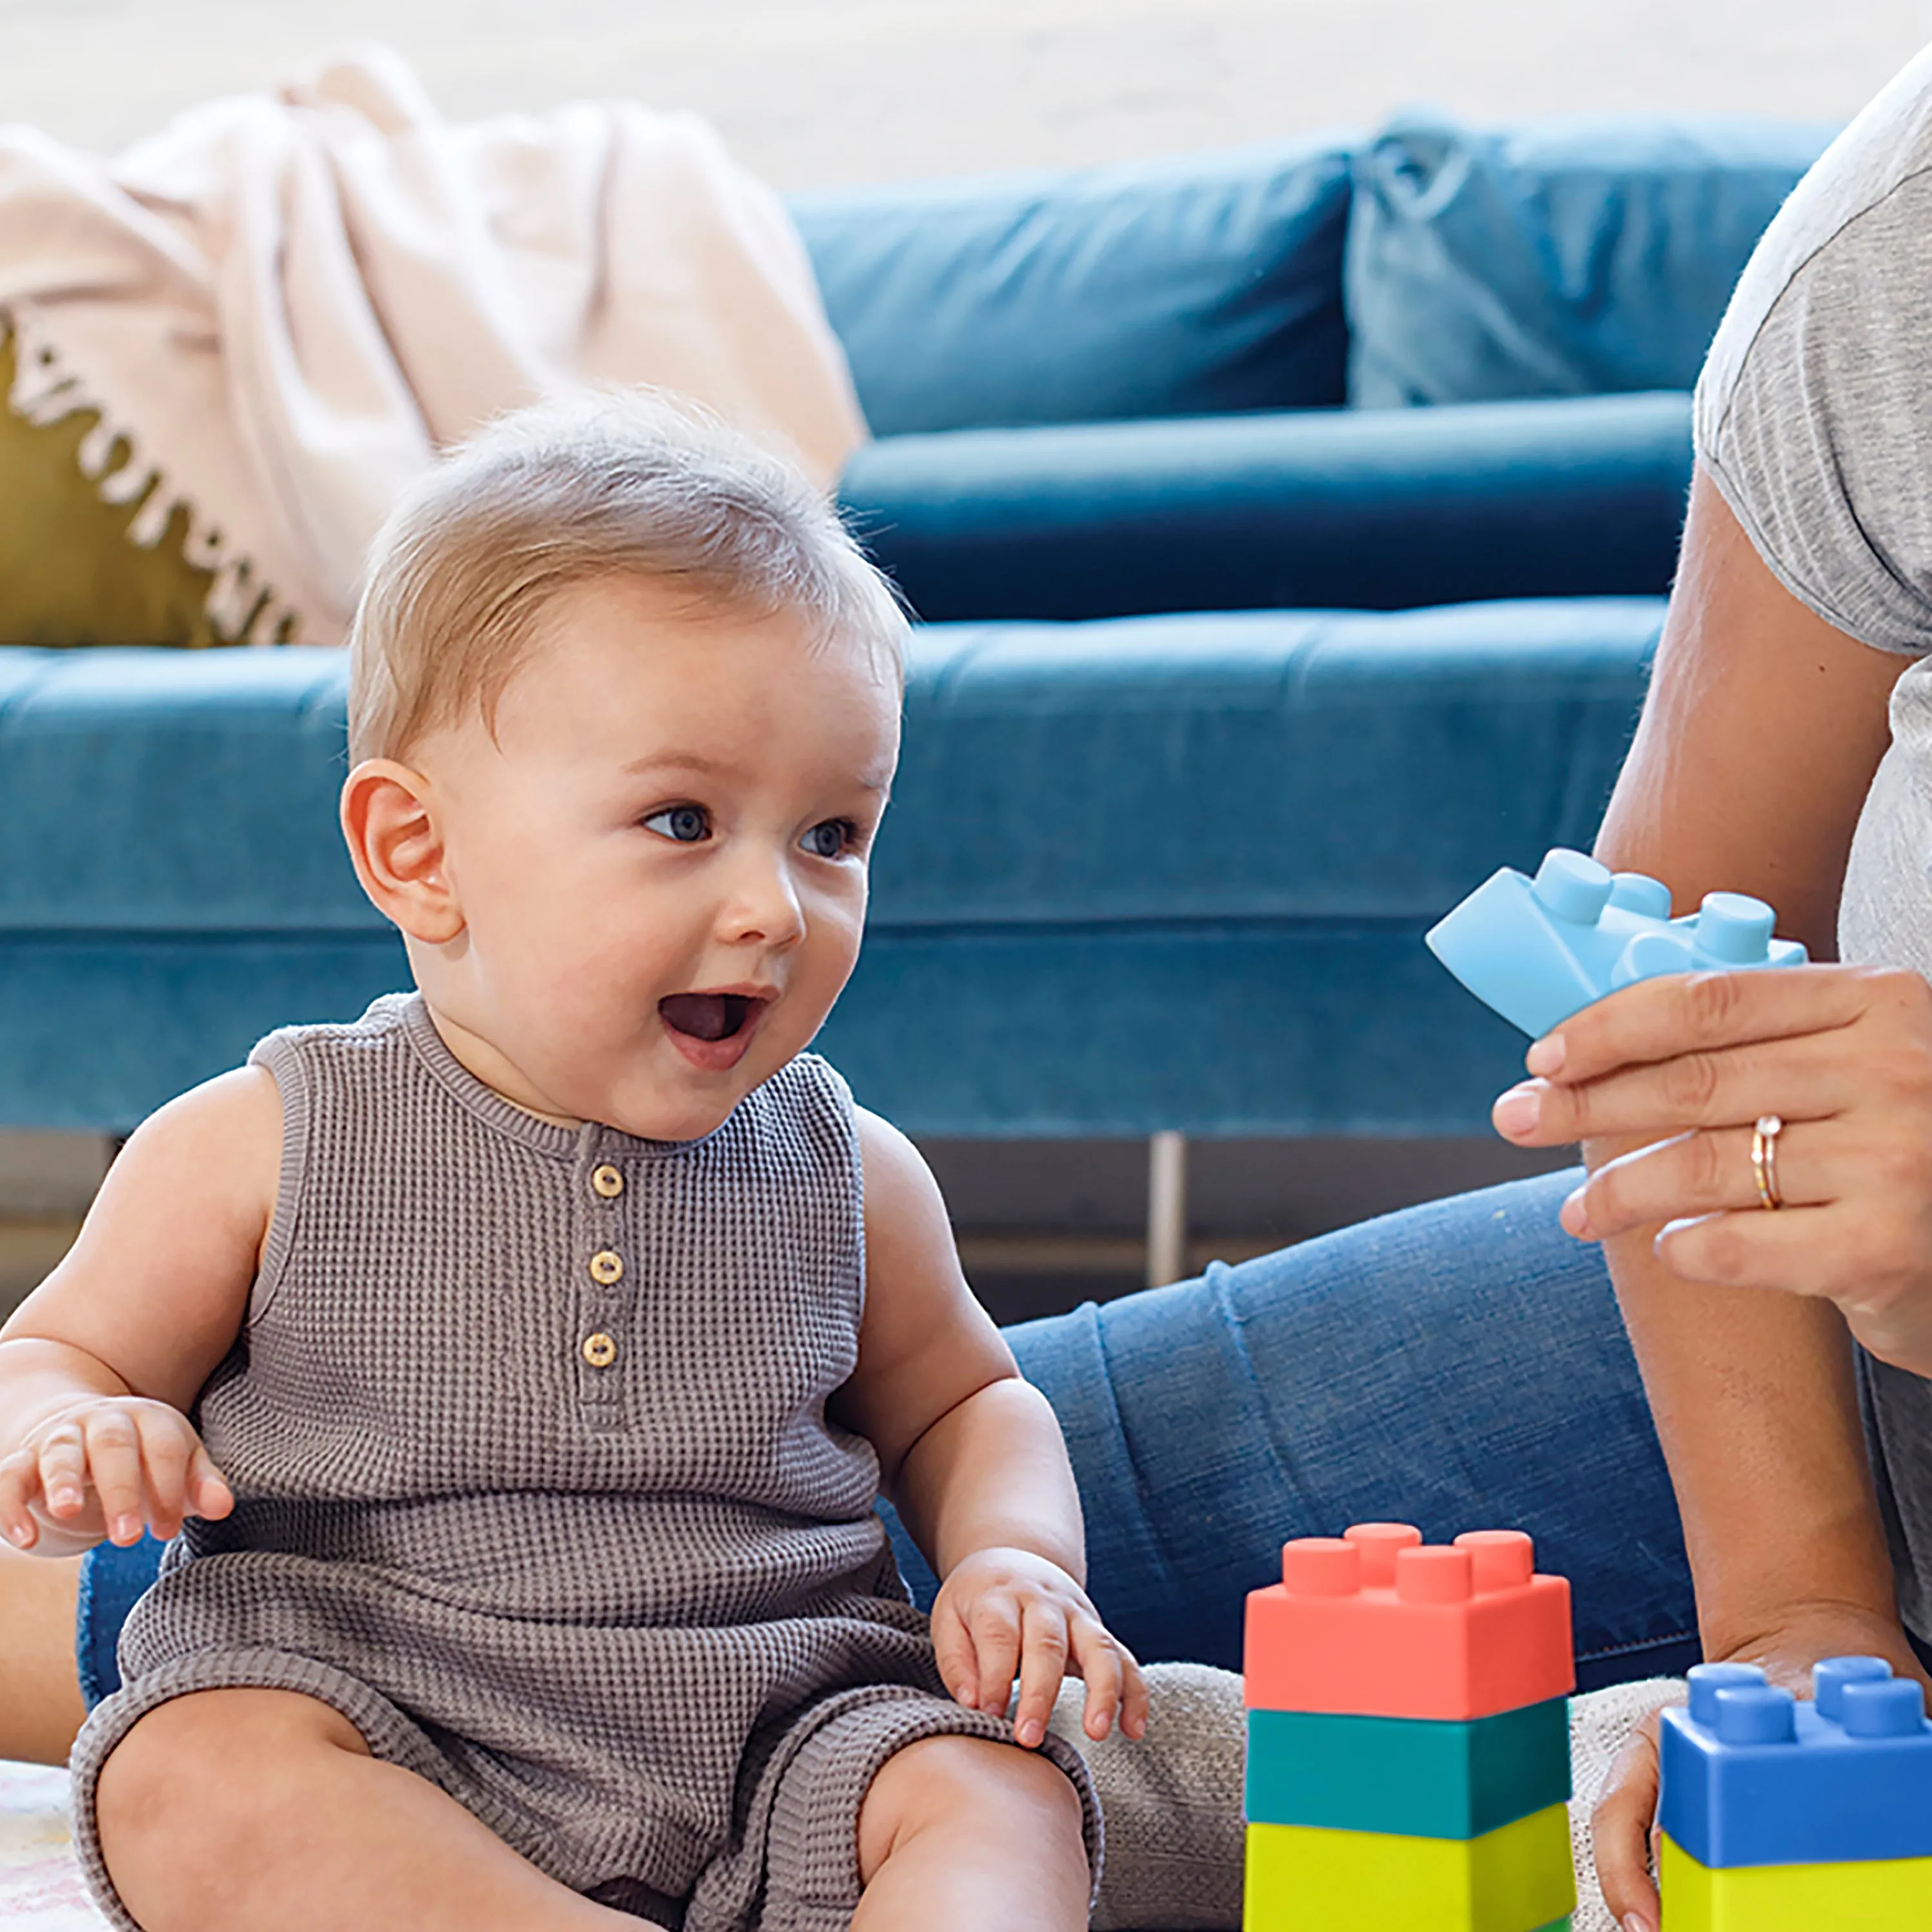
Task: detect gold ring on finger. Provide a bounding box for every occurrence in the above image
[1751,1113,1785,1211]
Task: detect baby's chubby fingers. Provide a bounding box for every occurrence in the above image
[1068,1616,1149,1743]
[0,1446,48,1548]
[930,1581,1025,1721]
[128,1407,234,1539]
[82,1403,151,1545]
[962,1589,1024,1720]
[1010,1599,1071,1748]
[33,1417,95,1524]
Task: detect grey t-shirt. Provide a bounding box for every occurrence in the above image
[1696,37,1932,1638]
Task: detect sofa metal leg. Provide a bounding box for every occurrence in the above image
[1146,1130,1189,1288]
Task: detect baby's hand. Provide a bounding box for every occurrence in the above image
[931,1546,1149,1750]
[0,1396,233,1553]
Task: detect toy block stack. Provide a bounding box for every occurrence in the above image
[1244,1522,1575,1932]
[1425,846,1805,1038]
[1658,1655,1932,1929]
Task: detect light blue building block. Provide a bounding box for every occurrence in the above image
[1425,848,1806,1039]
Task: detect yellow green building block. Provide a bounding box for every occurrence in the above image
[1244,1803,1574,1929]
[1660,1833,1932,1930]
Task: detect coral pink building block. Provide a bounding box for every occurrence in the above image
[1244,1523,1573,1721]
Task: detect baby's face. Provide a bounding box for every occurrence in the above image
[412,573,901,1140]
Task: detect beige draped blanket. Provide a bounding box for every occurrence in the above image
[0,46,868,644]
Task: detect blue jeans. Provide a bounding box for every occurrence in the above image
[77,1167,1697,1707]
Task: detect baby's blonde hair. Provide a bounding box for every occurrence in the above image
[347,394,908,764]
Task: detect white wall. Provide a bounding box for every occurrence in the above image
[4,0,1932,189]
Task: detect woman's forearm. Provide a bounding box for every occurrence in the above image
[1578,466,1911,1651]
[1598,1202,1900,1656]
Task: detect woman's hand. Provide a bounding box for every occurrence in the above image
[1591,1605,1927,1932]
[1492,963,1932,1374]
[931,1545,1149,1748]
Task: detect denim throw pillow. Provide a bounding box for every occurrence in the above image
[1344,112,1837,407]
[791,136,1356,437]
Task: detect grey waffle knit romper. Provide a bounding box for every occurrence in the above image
[68,994,1100,1930]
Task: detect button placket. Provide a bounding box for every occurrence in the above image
[573,1139,630,1429]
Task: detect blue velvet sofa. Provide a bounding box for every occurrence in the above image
[0,111,1838,1140]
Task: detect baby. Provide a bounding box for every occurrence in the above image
[0,399,1146,1932]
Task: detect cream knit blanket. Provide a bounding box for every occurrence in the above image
[0,46,868,644]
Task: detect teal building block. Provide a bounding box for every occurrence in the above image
[1245,1698,1571,1839]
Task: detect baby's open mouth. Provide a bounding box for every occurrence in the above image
[659,992,762,1043]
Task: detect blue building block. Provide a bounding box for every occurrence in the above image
[1425,848,1805,1039]
[1658,1657,1932,1869]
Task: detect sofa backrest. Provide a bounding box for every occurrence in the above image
[795,114,1844,435]
[1343,113,1839,406]
[788,137,1356,437]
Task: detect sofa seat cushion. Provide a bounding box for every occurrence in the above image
[0,601,1660,940]
[790,137,1354,437]
[1346,111,1836,406]
[842,391,1692,623]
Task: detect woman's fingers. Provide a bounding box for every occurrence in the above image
[1564,1122,1830,1238]
[1592,1712,1666,1932]
[1525,963,1888,1086]
[1496,1025,1856,1147]
[1654,1198,1929,1312]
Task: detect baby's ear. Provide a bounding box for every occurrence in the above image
[339,759,465,944]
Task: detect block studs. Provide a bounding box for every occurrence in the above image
[1282,1537,1361,1596]
[1454,1528,1535,1591]
[1396,1546,1474,1604]
[1531,848,1613,925]
[1813,1655,1892,1721]
[1841,1678,1927,1738]
[1686,1662,1766,1727]
[1712,1683,1797,1745]
[1694,890,1775,963]
[1343,1521,1422,1586]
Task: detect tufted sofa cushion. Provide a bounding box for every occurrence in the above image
[1345,112,1836,407]
[791,136,1356,437]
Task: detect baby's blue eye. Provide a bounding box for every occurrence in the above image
[644,805,709,844]
[800,819,855,859]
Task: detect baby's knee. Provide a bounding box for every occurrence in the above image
[95,1689,368,1913]
[858,1732,1083,1876]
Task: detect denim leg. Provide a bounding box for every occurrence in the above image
[75,1531,166,1707]
[890,1167,1698,1692]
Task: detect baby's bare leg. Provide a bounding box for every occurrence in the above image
[854,1734,1090,1932]
[0,1542,85,1764]
[96,1687,653,1932]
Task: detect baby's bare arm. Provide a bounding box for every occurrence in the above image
[837,1109,1079,1577]
[839,1112,1146,1747]
[0,1066,280,1553]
